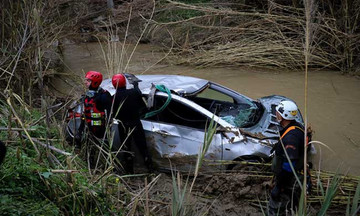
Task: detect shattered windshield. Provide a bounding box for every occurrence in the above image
[219,107,257,128]
[190,85,259,128]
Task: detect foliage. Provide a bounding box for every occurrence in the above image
[0,0,85,104]
[0,99,126,215]
[0,145,123,215]
[171,171,190,216]
[317,173,342,215]
[157,9,205,22]
[152,0,360,73]
[347,180,360,216]
[155,0,210,22]
[0,148,60,215]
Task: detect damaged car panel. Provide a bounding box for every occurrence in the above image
[142,119,224,172]
[141,92,233,172]
[65,74,305,171]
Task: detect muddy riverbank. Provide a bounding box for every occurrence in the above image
[53,42,360,176]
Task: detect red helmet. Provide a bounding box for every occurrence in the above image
[85,71,103,88]
[112,74,126,88]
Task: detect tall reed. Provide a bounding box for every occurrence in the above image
[151,0,359,73]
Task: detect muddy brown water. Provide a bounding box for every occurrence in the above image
[54,42,360,176]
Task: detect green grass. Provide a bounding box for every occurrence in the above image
[156,0,210,23]
[0,147,61,215]
[0,137,116,215]
[0,98,127,215]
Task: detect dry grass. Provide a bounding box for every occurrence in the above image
[0,0,87,104]
[150,0,359,72]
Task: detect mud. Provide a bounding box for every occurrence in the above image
[126,171,345,216]
[126,172,269,216]
[193,173,270,215]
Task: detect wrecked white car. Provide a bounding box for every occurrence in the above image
[65,74,304,172]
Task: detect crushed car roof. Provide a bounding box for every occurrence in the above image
[101,75,209,96]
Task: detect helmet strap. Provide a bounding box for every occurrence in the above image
[89,84,99,91]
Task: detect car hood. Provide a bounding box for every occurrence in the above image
[242,95,303,139]
[258,95,303,124]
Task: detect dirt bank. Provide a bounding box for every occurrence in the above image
[125,170,345,215]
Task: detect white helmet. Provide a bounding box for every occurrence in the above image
[276,100,298,120]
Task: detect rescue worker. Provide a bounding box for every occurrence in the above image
[269,100,305,215]
[111,73,152,173]
[76,71,112,167]
[0,141,6,166]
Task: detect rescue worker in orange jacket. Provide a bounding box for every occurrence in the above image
[111,73,152,174]
[75,71,112,166]
[269,100,305,215]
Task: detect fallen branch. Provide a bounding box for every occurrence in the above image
[21,134,72,156]
[7,97,41,156]
[50,169,79,174]
[0,127,36,131]
[30,102,67,126]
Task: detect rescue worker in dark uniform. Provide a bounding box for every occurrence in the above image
[76,71,112,168]
[269,100,305,215]
[0,141,6,166]
[111,73,152,174]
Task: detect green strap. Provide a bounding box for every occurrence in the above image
[144,84,172,119]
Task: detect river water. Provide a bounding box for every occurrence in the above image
[55,42,360,175]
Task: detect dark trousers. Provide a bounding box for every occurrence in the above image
[269,171,301,216]
[0,141,6,165]
[87,127,108,169]
[117,121,151,173]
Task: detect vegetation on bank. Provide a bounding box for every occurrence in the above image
[151,0,359,73]
[1,0,358,97]
[0,96,124,215]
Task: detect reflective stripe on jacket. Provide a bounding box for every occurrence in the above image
[84,92,106,127]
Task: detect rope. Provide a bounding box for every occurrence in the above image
[144,85,172,119]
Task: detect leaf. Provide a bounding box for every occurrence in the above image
[40,172,53,179]
[317,173,342,216]
[351,180,360,216]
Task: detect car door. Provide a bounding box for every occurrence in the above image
[141,93,223,172]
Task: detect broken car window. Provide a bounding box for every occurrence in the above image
[189,85,259,128]
[148,95,209,130]
[196,88,234,103]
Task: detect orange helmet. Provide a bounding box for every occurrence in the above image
[112,73,126,88]
[85,71,103,88]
